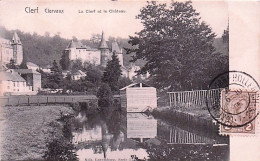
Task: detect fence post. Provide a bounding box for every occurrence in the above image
[174,93,177,107]
[169,93,172,107]
[17,97,20,106]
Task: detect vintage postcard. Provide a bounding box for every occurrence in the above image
[0,0,259,161]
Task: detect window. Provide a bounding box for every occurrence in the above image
[7,86,10,89]
[13,82,15,87]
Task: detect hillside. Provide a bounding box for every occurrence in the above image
[0,26,228,68]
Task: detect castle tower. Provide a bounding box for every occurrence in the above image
[99,31,110,67]
[112,40,123,66]
[11,32,23,65]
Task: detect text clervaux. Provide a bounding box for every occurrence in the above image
[25,7,64,14]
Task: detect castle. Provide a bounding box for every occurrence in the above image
[64,32,123,67]
[0,32,23,65]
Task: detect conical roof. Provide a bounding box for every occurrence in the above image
[12,32,21,44]
[98,31,108,49]
[111,41,121,53]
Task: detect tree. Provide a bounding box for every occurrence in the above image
[102,52,122,92]
[71,59,83,73]
[60,51,70,70]
[85,64,102,87]
[19,61,28,69]
[6,59,17,69]
[126,1,217,91]
[97,83,113,109]
[118,76,132,89]
[48,60,64,89]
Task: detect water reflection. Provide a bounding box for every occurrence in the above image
[127,113,158,143]
[72,111,151,160]
[72,108,229,161]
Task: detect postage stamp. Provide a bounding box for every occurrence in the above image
[207,71,260,135]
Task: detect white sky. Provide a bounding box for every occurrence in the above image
[0,0,228,39]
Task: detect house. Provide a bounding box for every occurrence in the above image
[0,32,23,65]
[71,70,87,80]
[26,62,39,71]
[41,65,52,73]
[120,82,157,112]
[0,70,36,95]
[10,69,41,92]
[121,66,129,78]
[121,63,150,80]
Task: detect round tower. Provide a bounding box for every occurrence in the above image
[112,40,123,66]
[11,32,23,65]
[99,31,110,67]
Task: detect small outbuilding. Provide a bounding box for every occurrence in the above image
[120,82,157,112]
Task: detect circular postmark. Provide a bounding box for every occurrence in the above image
[206,71,259,128]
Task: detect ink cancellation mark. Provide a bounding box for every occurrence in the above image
[206,71,260,134]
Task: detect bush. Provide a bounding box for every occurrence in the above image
[43,137,78,161]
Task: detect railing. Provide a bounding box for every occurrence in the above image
[0,95,98,107]
[167,88,222,108]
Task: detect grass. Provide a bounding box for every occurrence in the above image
[0,105,74,161]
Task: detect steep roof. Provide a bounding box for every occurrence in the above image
[67,40,85,49]
[26,62,39,68]
[120,82,153,90]
[98,31,109,49]
[111,41,122,53]
[12,32,21,44]
[13,69,41,75]
[72,70,86,76]
[0,71,26,82]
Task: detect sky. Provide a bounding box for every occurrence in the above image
[0,0,228,40]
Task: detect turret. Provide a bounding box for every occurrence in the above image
[112,40,123,66]
[11,32,23,65]
[99,31,110,67]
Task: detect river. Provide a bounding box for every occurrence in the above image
[71,107,229,161]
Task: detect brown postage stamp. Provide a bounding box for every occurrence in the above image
[207,71,260,135]
[220,89,259,134]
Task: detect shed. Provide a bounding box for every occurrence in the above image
[120,82,157,112]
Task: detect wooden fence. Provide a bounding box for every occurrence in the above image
[0,95,98,107]
[167,89,222,108]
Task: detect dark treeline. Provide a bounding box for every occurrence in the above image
[0,26,227,69]
[0,26,145,67]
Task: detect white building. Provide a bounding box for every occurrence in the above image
[120,82,157,112]
[64,32,124,68]
[26,62,39,71]
[0,32,23,65]
[71,70,87,80]
[64,40,101,65]
[0,70,34,96]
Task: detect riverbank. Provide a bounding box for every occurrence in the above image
[156,104,212,121]
[0,105,74,160]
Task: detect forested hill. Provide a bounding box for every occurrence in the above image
[0,26,228,67]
